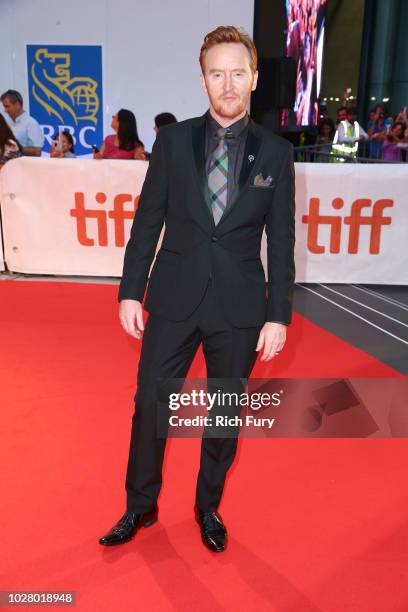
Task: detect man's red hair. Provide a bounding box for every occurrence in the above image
[199,26,258,74]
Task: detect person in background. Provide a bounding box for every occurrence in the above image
[0,89,44,156]
[50,130,76,158]
[383,113,394,132]
[331,106,368,162]
[335,106,347,126]
[381,121,406,161]
[154,112,177,133]
[315,117,335,162]
[0,113,22,169]
[395,107,408,126]
[94,109,146,160]
[367,105,386,159]
[367,110,375,124]
[399,124,408,161]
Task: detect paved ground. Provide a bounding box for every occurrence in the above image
[294,283,408,375]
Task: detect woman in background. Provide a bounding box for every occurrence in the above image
[315,117,335,162]
[382,122,406,161]
[0,113,22,169]
[94,109,146,160]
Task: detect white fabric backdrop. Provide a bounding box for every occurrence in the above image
[0,158,407,283]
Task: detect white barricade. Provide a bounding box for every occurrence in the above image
[0,158,407,283]
[287,162,408,284]
[0,158,148,276]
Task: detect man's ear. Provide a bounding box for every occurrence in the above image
[251,70,259,92]
[200,73,208,95]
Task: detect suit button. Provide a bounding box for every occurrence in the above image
[211,236,218,242]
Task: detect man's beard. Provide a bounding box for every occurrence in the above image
[210,94,249,120]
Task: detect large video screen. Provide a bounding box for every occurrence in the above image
[285,0,327,126]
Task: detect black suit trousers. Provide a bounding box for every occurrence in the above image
[125,279,261,513]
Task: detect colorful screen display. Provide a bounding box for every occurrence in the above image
[285,0,327,126]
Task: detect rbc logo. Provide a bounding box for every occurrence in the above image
[26,45,103,156]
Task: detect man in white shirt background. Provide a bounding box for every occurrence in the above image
[337,106,369,144]
[331,106,369,161]
[1,89,44,156]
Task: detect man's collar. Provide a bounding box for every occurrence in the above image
[10,110,26,124]
[206,110,249,139]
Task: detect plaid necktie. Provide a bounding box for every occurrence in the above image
[208,127,229,225]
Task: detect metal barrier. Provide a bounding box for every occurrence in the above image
[294,143,408,164]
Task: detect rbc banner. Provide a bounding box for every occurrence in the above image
[26,45,103,156]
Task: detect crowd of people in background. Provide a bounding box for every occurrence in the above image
[1,86,408,168]
[0,88,178,170]
[316,97,408,162]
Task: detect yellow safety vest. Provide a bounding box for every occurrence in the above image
[330,120,360,162]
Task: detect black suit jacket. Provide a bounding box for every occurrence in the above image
[119,113,296,327]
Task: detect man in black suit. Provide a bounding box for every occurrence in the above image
[100,26,295,552]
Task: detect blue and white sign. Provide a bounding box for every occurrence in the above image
[26,45,103,156]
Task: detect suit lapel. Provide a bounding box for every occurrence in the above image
[192,113,215,231]
[217,118,263,228]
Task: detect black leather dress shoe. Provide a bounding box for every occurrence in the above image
[195,509,227,552]
[99,509,158,546]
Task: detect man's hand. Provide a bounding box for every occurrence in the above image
[256,322,286,362]
[119,299,144,339]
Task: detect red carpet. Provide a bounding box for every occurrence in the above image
[1,280,407,612]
